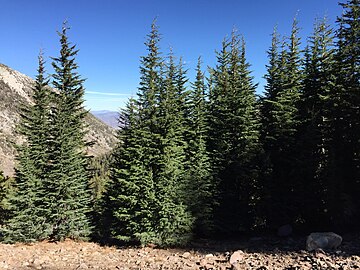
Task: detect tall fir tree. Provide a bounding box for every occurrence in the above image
[106,99,157,243]
[261,18,303,228]
[185,57,214,235]
[209,31,262,233]
[1,52,51,242]
[297,17,336,229]
[155,50,193,245]
[108,21,193,246]
[43,23,92,240]
[325,0,360,227]
[259,28,282,220]
[208,37,231,179]
[108,20,162,245]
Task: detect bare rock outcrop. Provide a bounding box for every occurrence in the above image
[0,63,116,176]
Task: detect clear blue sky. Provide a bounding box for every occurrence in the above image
[1,0,342,111]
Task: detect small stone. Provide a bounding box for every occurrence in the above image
[33,258,43,266]
[205,263,214,269]
[326,261,336,268]
[230,250,244,265]
[205,253,214,258]
[232,262,245,270]
[182,251,191,258]
[0,262,8,269]
[77,262,88,269]
[199,258,207,266]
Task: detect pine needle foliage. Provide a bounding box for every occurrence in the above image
[185,57,214,235]
[43,23,92,241]
[297,17,336,229]
[323,0,360,226]
[260,18,303,228]
[208,31,262,233]
[108,21,193,247]
[1,53,51,242]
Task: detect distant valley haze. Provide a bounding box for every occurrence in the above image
[91,110,119,128]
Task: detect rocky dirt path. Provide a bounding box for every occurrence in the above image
[0,236,359,269]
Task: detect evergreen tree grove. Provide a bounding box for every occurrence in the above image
[2,0,360,245]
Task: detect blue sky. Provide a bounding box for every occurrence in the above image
[1,0,342,111]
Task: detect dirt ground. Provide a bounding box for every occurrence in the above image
[0,235,359,269]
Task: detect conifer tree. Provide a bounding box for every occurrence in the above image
[261,18,303,228]
[88,153,112,240]
[89,154,112,203]
[186,57,214,235]
[0,172,14,226]
[208,37,231,177]
[175,56,190,123]
[298,17,336,228]
[1,53,51,242]
[43,23,92,240]
[108,21,162,245]
[108,21,193,246]
[106,99,158,243]
[324,0,360,226]
[155,51,193,245]
[209,32,262,233]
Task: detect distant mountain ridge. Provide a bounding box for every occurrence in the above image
[92,110,119,128]
[0,63,117,176]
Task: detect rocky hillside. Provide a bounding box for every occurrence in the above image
[0,63,117,176]
[92,110,119,128]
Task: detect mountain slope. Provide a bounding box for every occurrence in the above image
[0,63,117,176]
[92,110,119,128]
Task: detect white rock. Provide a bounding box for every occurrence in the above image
[181,252,191,258]
[306,232,342,251]
[230,250,244,265]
